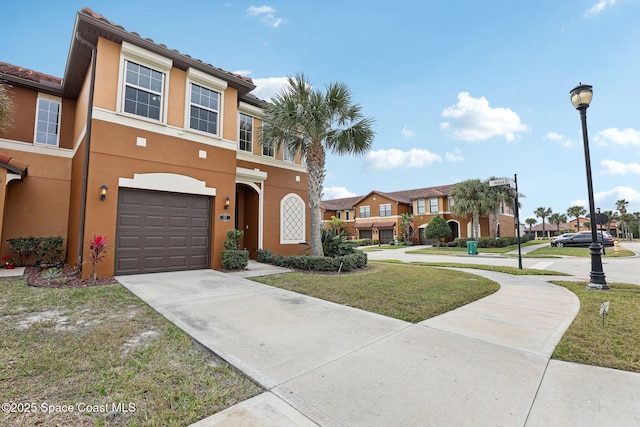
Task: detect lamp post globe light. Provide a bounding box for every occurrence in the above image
[570,83,609,290]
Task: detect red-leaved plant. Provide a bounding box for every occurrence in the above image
[88,234,107,281]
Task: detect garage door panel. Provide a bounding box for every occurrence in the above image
[169,216,188,228]
[191,217,209,229]
[115,188,211,275]
[190,236,207,247]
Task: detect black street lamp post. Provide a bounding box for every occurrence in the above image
[570,83,609,290]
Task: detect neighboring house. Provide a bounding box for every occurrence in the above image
[320,184,516,244]
[0,8,309,277]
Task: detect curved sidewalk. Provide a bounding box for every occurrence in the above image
[118,263,640,426]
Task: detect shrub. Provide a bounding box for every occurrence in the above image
[7,236,64,266]
[453,238,471,248]
[321,229,355,257]
[255,249,367,273]
[221,249,249,270]
[223,229,244,250]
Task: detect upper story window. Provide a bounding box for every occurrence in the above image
[429,198,438,213]
[448,197,455,210]
[124,60,164,120]
[336,211,341,219]
[345,210,350,220]
[283,146,295,162]
[263,143,275,158]
[359,206,370,218]
[239,113,253,152]
[417,199,426,214]
[189,83,219,134]
[34,94,61,146]
[380,203,391,217]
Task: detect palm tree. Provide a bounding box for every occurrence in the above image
[549,213,567,236]
[261,74,375,256]
[486,177,517,238]
[326,215,345,234]
[534,207,552,238]
[0,83,14,135]
[525,218,537,234]
[399,212,413,242]
[616,199,630,238]
[567,205,586,232]
[451,179,492,240]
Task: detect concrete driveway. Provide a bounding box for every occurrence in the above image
[116,255,640,426]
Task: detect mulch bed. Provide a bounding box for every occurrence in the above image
[24,265,118,288]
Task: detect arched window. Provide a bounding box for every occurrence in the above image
[281,193,306,244]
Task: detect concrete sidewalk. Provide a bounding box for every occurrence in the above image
[117,263,640,426]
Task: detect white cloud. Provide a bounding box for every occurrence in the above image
[252,76,289,100]
[365,148,442,170]
[247,5,284,28]
[322,186,357,200]
[233,69,252,77]
[440,92,529,142]
[585,0,616,16]
[570,199,587,209]
[401,126,415,138]
[595,186,640,205]
[601,160,640,175]
[594,127,640,146]
[445,147,464,162]
[545,131,574,148]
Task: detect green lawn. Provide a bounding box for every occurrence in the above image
[405,261,569,276]
[551,281,640,373]
[255,262,640,373]
[0,277,261,427]
[252,262,499,323]
[529,246,635,257]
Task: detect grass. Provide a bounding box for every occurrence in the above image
[529,246,635,258]
[360,244,409,252]
[405,240,544,256]
[252,263,499,323]
[551,281,640,373]
[0,277,261,427]
[403,261,569,276]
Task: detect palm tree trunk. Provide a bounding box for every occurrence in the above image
[472,214,480,239]
[307,140,326,256]
[493,209,499,238]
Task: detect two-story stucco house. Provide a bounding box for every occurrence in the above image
[0,8,309,277]
[321,184,516,244]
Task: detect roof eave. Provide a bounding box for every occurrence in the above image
[62,11,256,99]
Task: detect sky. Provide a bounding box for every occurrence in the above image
[2,0,640,223]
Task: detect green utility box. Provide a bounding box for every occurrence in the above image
[466,240,478,255]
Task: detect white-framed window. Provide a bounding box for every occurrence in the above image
[417,199,426,214]
[345,210,350,220]
[448,197,455,210]
[380,203,391,217]
[189,82,220,134]
[359,206,370,218]
[239,112,253,152]
[263,143,275,157]
[118,42,172,122]
[123,60,164,120]
[429,198,438,213]
[336,211,341,219]
[34,94,61,146]
[283,146,295,162]
[281,193,306,244]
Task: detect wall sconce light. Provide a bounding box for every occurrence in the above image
[224,196,230,209]
[99,184,108,201]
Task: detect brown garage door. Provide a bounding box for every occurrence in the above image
[379,229,394,244]
[115,188,211,275]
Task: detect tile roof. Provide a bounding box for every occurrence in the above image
[0,152,28,176]
[78,8,254,85]
[0,62,61,85]
[320,184,457,210]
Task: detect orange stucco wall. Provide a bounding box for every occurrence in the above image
[1,149,71,259]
